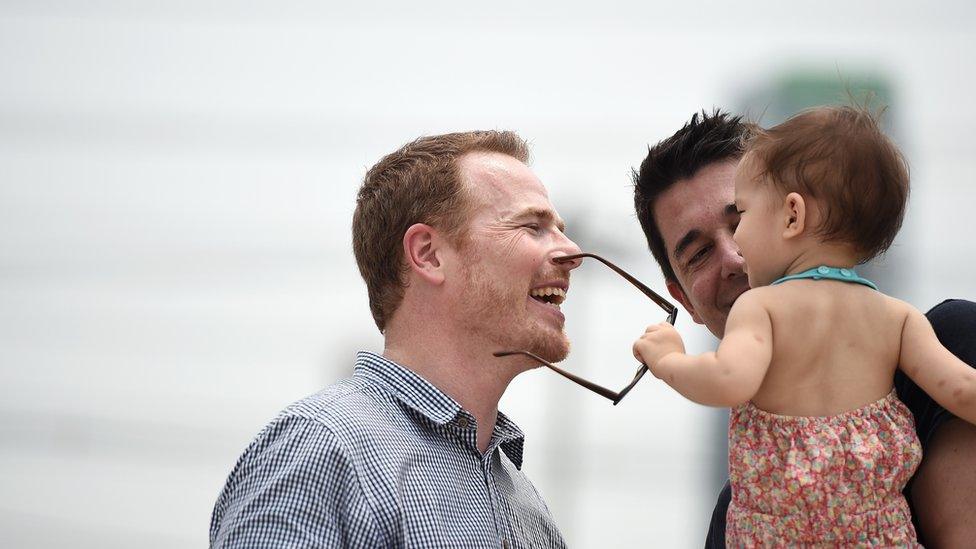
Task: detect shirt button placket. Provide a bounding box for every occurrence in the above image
[455,415,477,450]
[482,450,510,548]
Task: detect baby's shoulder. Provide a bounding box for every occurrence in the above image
[735,285,781,306]
[728,286,778,317]
[878,292,924,324]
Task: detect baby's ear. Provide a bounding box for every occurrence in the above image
[782,192,807,240]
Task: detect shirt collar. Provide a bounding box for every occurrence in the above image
[493,411,526,469]
[354,351,527,468]
[355,351,462,425]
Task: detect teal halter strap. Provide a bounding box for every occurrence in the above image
[771,265,878,290]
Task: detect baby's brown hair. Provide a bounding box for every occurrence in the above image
[745,105,909,261]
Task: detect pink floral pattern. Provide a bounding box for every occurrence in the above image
[727,390,923,548]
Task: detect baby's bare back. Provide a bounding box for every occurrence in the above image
[749,280,911,416]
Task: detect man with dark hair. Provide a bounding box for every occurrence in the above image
[633,110,976,547]
[211,130,580,548]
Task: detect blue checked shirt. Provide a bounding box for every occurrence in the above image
[210,351,567,548]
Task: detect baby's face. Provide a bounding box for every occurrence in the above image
[732,155,789,287]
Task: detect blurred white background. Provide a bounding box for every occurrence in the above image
[2,1,975,547]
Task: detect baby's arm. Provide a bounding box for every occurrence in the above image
[633,290,773,407]
[899,305,976,425]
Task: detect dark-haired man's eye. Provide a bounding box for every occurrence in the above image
[687,245,710,268]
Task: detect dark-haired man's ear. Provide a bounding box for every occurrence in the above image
[403,223,446,285]
[666,279,704,325]
[782,192,807,240]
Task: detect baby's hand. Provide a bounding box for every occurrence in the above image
[633,322,685,377]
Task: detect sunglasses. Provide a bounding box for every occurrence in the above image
[494,252,678,405]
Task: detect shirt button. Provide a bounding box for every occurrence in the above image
[840,268,852,277]
[817,266,830,275]
[458,417,469,429]
[502,540,509,549]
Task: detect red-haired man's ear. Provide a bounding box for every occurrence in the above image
[403,223,446,285]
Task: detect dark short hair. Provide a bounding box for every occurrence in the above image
[353,130,530,332]
[745,105,909,261]
[633,110,757,282]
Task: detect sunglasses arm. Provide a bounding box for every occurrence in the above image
[493,350,623,403]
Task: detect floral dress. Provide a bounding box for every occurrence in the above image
[727,390,923,548]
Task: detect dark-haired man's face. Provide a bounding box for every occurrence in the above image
[652,160,750,337]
